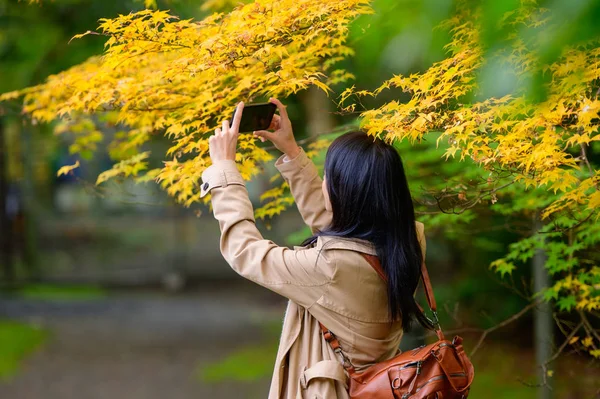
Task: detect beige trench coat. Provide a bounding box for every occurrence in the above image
[201,148,426,399]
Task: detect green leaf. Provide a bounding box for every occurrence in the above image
[557,295,577,312]
[490,259,516,277]
[543,287,559,302]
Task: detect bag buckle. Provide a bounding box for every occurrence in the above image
[334,347,354,369]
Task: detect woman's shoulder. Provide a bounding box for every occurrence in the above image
[314,235,377,255]
[312,221,425,253]
[307,222,426,323]
[311,241,391,322]
[293,220,426,277]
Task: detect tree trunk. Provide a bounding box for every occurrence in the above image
[20,124,40,279]
[0,116,15,284]
[300,86,335,137]
[533,214,552,399]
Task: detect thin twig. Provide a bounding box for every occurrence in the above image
[418,299,541,357]
[580,143,596,178]
[469,299,540,356]
[428,179,516,215]
[579,310,600,345]
[519,319,586,390]
[545,321,583,365]
[443,302,463,327]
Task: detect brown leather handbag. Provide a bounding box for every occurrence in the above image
[319,254,475,398]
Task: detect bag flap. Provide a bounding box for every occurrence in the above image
[351,340,444,384]
[432,336,475,392]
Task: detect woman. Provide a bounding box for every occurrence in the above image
[201,99,431,399]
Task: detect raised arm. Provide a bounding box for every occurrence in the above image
[200,102,332,307]
[274,149,332,233]
[253,98,331,233]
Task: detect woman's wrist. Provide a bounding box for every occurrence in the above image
[284,144,301,159]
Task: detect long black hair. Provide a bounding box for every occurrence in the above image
[302,131,433,331]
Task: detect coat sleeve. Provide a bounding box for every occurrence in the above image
[274,148,332,234]
[200,160,333,308]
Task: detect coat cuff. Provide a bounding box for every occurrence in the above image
[275,147,311,173]
[200,160,245,198]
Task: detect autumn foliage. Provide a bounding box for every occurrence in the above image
[345,3,600,358]
[2,1,369,206]
[2,0,600,361]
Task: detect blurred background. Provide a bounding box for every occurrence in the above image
[0,0,599,398]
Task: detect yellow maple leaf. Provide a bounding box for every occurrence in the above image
[56,161,80,177]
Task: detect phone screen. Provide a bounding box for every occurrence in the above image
[230,103,277,133]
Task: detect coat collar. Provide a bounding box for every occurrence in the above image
[316,235,377,256]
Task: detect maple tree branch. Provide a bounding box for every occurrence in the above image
[579,143,595,178]
[443,302,464,327]
[547,321,583,365]
[420,299,541,357]
[554,315,579,340]
[519,318,587,390]
[128,105,183,112]
[490,272,531,300]
[440,327,486,335]
[579,310,600,345]
[588,311,600,320]
[140,39,194,50]
[468,299,540,356]
[543,208,596,235]
[427,179,515,215]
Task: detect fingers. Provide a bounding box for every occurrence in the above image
[269,98,288,120]
[253,130,275,143]
[221,120,229,135]
[231,101,244,133]
[209,104,244,163]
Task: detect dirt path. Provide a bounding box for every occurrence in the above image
[0,282,285,399]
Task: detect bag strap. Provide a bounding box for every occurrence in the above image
[320,254,445,372]
[361,254,438,313]
[319,322,356,375]
[361,254,444,340]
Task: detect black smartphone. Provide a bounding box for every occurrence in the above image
[230,102,277,133]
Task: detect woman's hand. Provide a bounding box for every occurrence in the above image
[209,102,244,163]
[253,98,301,159]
